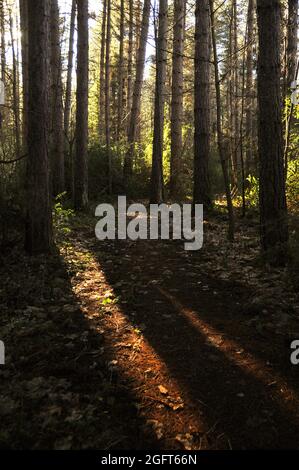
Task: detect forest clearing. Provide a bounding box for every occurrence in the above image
[0,0,299,459]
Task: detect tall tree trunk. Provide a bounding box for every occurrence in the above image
[20,0,29,149]
[50,0,64,196]
[193,0,211,208]
[64,0,76,142]
[170,0,184,199]
[99,0,107,141]
[150,0,168,203]
[232,0,239,190]
[134,0,143,143]
[117,0,125,142]
[257,0,288,262]
[286,0,298,92]
[105,0,112,194]
[126,0,133,133]
[9,11,21,160]
[0,0,5,84]
[25,0,53,254]
[245,0,255,175]
[124,0,151,179]
[284,0,298,175]
[210,0,235,241]
[64,0,76,198]
[74,0,89,210]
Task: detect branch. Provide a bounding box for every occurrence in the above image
[0,153,28,164]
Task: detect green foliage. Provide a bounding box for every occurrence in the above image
[245,175,259,209]
[88,143,151,199]
[286,159,299,211]
[53,192,74,236]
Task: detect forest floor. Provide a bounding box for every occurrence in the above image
[1,209,299,449]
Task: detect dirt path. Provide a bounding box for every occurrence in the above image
[1,215,299,449]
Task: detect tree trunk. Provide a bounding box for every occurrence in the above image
[9,11,21,160]
[64,0,76,198]
[0,0,5,84]
[105,0,112,194]
[64,0,76,142]
[124,0,151,179]
[99,0,107,141]
[25,0,53,254]
[74,0,89,210]
[286,0,298,92]
[193,0,211,208]
[245,0,255,175]
[50,0,64,196]
[20,0,29,149]
[170,0,185,199]
[117,0,125,142]
[150,0,168,203]
[126,0,134,133]
[210,0,235,241]
[257,0,288,262]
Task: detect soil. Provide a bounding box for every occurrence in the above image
[1,212,299,449]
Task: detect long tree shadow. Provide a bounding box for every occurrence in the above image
[0,246,160,449]
[87,232,299,449]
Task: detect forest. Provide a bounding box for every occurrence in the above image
[0,0,299,455]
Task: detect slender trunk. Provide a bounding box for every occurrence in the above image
[64,0,76,197]
[9,11,21,160]
[50,0,64,196]
[257,0,288,262]
[126,0,133,133]
[105,0,112,194]
[99,0,107,141]
[64,0,76,141]
[0,0,5,84]
[232,0,239,190]
[286,0,298,92]
[193,0,211,208]
[124,0,151,179]
[74,0,89,210]
[150,0,168,204]
[284,0,298,176]
[170,0,184,199]
[117,0,125,142]
[245,0,255,175]
[210,0,235,241]
[20,0,29,149]
[25,0,53,254]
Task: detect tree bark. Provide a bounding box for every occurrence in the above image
[193,0,211,208]
[117,0,125,142]
[99,0,107,141]
[105,0,112,194]
[124,0,151,179]
[25,0,53,253]
[0,0,5,84]
[126,0,134,133]
[50,0,64,196]
[286,0,298,92]
[9,11,21,160]
[245,0,255,175]
[20,0,29,149]
[257,0,289,262]
[74,0,89,210]
[210,0,235,241]
[150,0,168,203]
[64,0,76,142]
[170,0,185,199]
